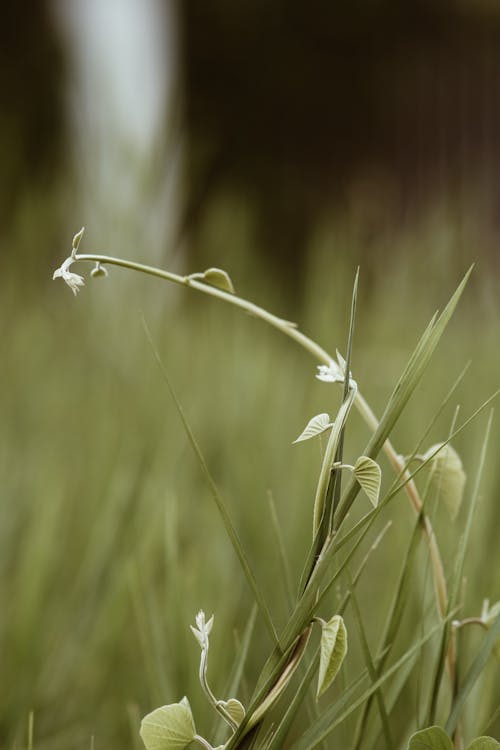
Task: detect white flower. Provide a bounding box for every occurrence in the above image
[190,610,214,649]
[52,257,85,296]
[316,361,343,383]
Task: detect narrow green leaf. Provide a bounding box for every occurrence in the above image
[312,388,356,536]
[142,318,279,647]
[266,648,321,750]
[467,739,500,750]
[293,413,332,444]
[407,726,453,750]
[202,267,235,293]
[422,443,466,520]
[212,605,257,745]
[354,456,382,507]
[317,615,348,697]
[290,616,451,750]
[140,698,196,750]
[347,569,393,749]
[430,411,494,726]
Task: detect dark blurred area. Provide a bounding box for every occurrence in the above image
[182,0,500,286]
[3,1,500,289]
[0,3,66,241]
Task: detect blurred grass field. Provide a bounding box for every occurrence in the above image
[1,205,500,749]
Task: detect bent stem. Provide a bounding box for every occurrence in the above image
[71,251,451,669]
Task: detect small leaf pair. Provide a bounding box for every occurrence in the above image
[293,413,382,507]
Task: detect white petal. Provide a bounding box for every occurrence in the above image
[316,362,343,383]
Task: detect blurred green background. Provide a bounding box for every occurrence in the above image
[1,2,500,748]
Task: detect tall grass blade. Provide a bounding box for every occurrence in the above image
[335,267,473,528]
[428,410,494,725]
[290,616,453,750]
[347,570,394,749]
[212,605,258,745]
[142,318,279,646]
[446,612,500,735]
[267,491,294,608]
[265,648,320,750]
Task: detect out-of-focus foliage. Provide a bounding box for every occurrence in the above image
[1,211,499,747]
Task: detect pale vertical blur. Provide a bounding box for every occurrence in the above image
[51,0,182,261]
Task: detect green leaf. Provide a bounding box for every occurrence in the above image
[317,615,348,697]
[422,443,466,520]
[407,726,453,750]
[202,267,235,293]
[140,697,196,750]
[354,456,382,507]
[72,226,85,251]
[219,698,245,727]
[293,413,332,444]
[467,739,500,750]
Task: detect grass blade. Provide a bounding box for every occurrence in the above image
[212,605,258,745]
[290,616,453,750]
[142,318,280,647]
[446,612,500,735]
[428,410,494,725]
[335,267,473,528]
[347,570,394,750]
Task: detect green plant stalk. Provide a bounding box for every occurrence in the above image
[73,253,452,683]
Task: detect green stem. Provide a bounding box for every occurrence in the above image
[73,252,452,670]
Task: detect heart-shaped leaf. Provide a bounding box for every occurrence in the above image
[407,726,453,750]
[140,697,196,750]
[317,615,348,698]
[202,267,235,294]
[467,738,500,749]
[354,456,382,507]
[219,698,246,726]
[422,443,466,520]
[293,413,332,444]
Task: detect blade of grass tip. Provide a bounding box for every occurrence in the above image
[141,317,280,648]
[290,613,455,750]
[329,267,359,527]
[368,595,444,750]
[428,409,494,726]
[267,490,294,608]
[212,605,258,745]
[299,271,360,595]
[335,266,473,529]
[352,504,428,750]
[28,712,34,750]
[347,568,394,750]
[446,612,500,736]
